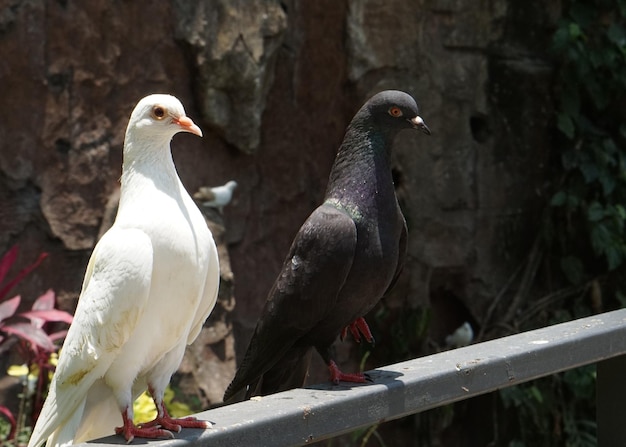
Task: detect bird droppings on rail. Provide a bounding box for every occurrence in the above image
[301,406,313,419]
[530,340,549,345]
[505,360,516,382]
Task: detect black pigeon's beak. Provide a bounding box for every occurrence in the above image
[410,116,431,135]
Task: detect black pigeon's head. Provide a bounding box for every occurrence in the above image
[361,90,431,136]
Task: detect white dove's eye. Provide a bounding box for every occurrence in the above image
[151,105,167,120]
[388,106,403,117]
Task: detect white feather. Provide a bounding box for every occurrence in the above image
[28,94,219,447]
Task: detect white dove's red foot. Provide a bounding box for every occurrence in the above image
[140,401,211,433]
[328,360,368,384]
[115,409,174,443]
[340,317,375,345]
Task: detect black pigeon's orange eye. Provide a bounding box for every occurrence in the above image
[388,106,403,117]
[151,105,167,120]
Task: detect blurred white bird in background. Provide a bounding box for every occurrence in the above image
[193,180,238,212]
[445,322,474,348]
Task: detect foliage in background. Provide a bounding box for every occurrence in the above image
[502,1,626,446]
[0,247,203,445]
[500,365,597,447]
[548,0,626,284]
[0,246,73,445]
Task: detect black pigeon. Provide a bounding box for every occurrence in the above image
[224,90,430,401]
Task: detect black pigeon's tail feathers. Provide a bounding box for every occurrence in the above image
[223,346,312,402]
[253,347,312,398]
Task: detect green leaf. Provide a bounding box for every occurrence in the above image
[587,201,605,222]
[607,23,626,47]
[557,113,575,139]
[569,22,582,39]
[590,223,611,254]
[570,3,595,28]
[599,173,616,195]
[562,149,579,170]
[560,256,585,284]
[560,90,580,116]
[508,441,526,447]
[553,25,571,51]
[605,245,623,270]
[550,191,567,206]
[580,162,599,183]
[529,385,543,404]
[616,291,626,307]
[603,138,619,157]
[586,77,610,110]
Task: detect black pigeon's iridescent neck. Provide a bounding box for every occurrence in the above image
[324,117,397,212]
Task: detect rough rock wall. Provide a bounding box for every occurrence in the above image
[0,0,556,427]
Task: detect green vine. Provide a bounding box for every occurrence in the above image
[549,0,626,282]
[504,2,626,446]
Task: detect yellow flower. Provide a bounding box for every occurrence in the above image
[7,364,29,377]
[7,364,39,397]
[133,391,157,424]
[163,386,192,418]
[132,386,194,424]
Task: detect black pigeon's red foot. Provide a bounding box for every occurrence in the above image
[115,409,174,443]
[328,360,368,384]
[340,317,375,345]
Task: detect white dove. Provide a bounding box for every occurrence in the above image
[28,94,220,446]
[193,180,238,212]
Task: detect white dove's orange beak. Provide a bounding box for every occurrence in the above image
[174,116,203,137]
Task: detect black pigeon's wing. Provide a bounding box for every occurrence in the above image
[385,208,408,294]
[224,203,357,400]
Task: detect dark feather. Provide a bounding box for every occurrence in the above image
[224,90,429,402]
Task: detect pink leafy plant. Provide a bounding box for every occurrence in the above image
[0,245,73,441]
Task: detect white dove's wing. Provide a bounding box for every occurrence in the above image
[187,230,220,344]
[28,228,154,447]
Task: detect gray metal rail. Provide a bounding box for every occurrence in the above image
[78,309,626,446]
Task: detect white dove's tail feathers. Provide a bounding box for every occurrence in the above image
[27,383,84,447]
[72,380,121,443]
[45,400,85,447]
[29,379,121,447]
[27,362,116,447]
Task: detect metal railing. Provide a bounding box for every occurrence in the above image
[77,309,626,446]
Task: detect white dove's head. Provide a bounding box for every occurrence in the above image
[126,94,203,141]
